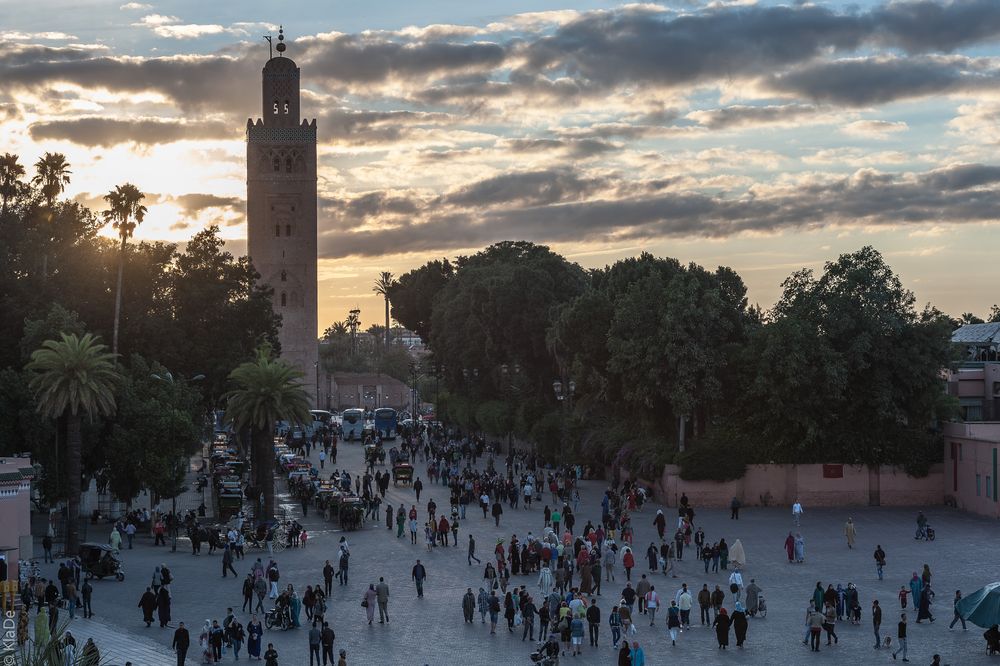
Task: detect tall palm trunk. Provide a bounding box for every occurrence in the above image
[383,296,390,350]
[112,235,127,356]
[65,412,82,555]
[253,425,275,521]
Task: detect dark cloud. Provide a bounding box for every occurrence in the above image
[688,104,828,130]
[322,192,420,222]
[317,163,1000,258]
[501,137,619,158]
[767,55,1000,106]
[443,169,609,207]
[28,117,234,146]
[0,46,257,114]
[300,33,505,85]
[317,108,453,144]
[872,0,1000,53]
[171,193,241,215]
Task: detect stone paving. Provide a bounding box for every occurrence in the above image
[28,439,1000,666]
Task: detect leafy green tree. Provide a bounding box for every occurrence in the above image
[388,258,453,341]
[102,183,147,356]
[169,226,281,410]
[26,333,119,554]
[101,356,202,504]
[224,347,310,521]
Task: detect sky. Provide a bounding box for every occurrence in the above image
[3,0,1000,334]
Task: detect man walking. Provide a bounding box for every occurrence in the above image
[222,546,238,578]
[323,561,334,596]
[172,621,190,666]
[320,622,335,666]
[308,622,322,666]
[376,577,390,623]
[873,599,882,649]
[892,613,908,661]
[586,598,601,647]
[874,545,886,581]
[411,560,427,598]
[698,584,711,625]
[949,590,967,630]
[792,500,803,526]
[468,535,481,565]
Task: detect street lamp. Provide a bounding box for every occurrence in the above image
[313,361,320,409]
[552,378,576,461]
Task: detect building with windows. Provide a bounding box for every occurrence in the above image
[944,322,1000,518]
[246,27,319,400]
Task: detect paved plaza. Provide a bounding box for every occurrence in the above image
[30,440,1000,666]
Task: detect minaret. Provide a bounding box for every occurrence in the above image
[246,27,318,400]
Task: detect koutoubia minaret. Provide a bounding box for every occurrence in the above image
[246,27,319,401]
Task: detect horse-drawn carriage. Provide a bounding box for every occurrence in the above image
[364,443,385,466]
[239,520,288,553]
[338,497,365,530]
[392,462,414,486]
[388,447,410,465]
[79,543,125,581]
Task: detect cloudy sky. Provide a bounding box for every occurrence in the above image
[4,0,1000,332]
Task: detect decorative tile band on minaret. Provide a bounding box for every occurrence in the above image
[246,27,319,401]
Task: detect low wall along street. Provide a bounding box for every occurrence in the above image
[616,463,944,508]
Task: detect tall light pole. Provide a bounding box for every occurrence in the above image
[552,378,575,462]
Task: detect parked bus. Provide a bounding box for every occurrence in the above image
[373,407,398,440]
[341,408,365,441]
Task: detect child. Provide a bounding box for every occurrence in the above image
[264,642,278,666]
[300,530,308,548]
[898,586,909,609]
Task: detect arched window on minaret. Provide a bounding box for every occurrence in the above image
[274,224,280,237]
[285,157,293,173]
[272,157,280,172]
[286,224,292,237]
[273,100,279,114]
[280,292,287,307]
[280,270,287,282]
[284,100,290,114]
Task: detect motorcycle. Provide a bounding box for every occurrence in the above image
[529,639,559,665]
[264,606,291,630]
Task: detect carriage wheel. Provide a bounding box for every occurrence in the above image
[116,572,125,582]
[273,538,286,553]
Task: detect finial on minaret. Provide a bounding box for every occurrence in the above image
[276,26,286,55]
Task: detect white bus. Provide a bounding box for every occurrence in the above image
[341,408,365,441]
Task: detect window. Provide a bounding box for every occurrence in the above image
[280,270,287,282]
[280,292,287,307]
[284,100,290,114]
[273,100,279,114]
[285,224,292,237]
[272,157,280,172]
[274,224,280,237]
[285,157,293,173]
[977,474,982,496]
[988,476,993,500]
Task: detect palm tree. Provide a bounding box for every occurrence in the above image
[102,183,147,356]
[224,347,310,522]
[26,333,119,555]
[31,152,71,277]
[373,271,394,350]
[0,152,25,215]
[32,152,72,207]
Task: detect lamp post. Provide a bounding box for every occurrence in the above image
[313,361,320,409]
[552,378,576,462]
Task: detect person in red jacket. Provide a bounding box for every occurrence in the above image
[622,547,635,581]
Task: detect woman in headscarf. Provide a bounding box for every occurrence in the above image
[287,585,301,628]
[578,550,593,594]
[646,543,658,572]
[713,607,731,649]
[34,606,50,647]
[537,565,554,595]
[910,572,923,612]
[61,631,76,666]
[156,585,172,627]
[784,532,795,563]
[793,533,805,563]
[916,583,935,623]
[138,587,157,626]
[732,602,748,647]
[246,614,263,660]
[363,584,377,624]
[199,620,212,664]
[618,641,632,666]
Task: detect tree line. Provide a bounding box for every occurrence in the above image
[0,152,307,553]
[388,241,987,480]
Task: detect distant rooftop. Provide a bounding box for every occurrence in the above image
[952,322,1000,344]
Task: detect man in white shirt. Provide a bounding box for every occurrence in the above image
[792,500,803,526]
[678,587,693,628]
